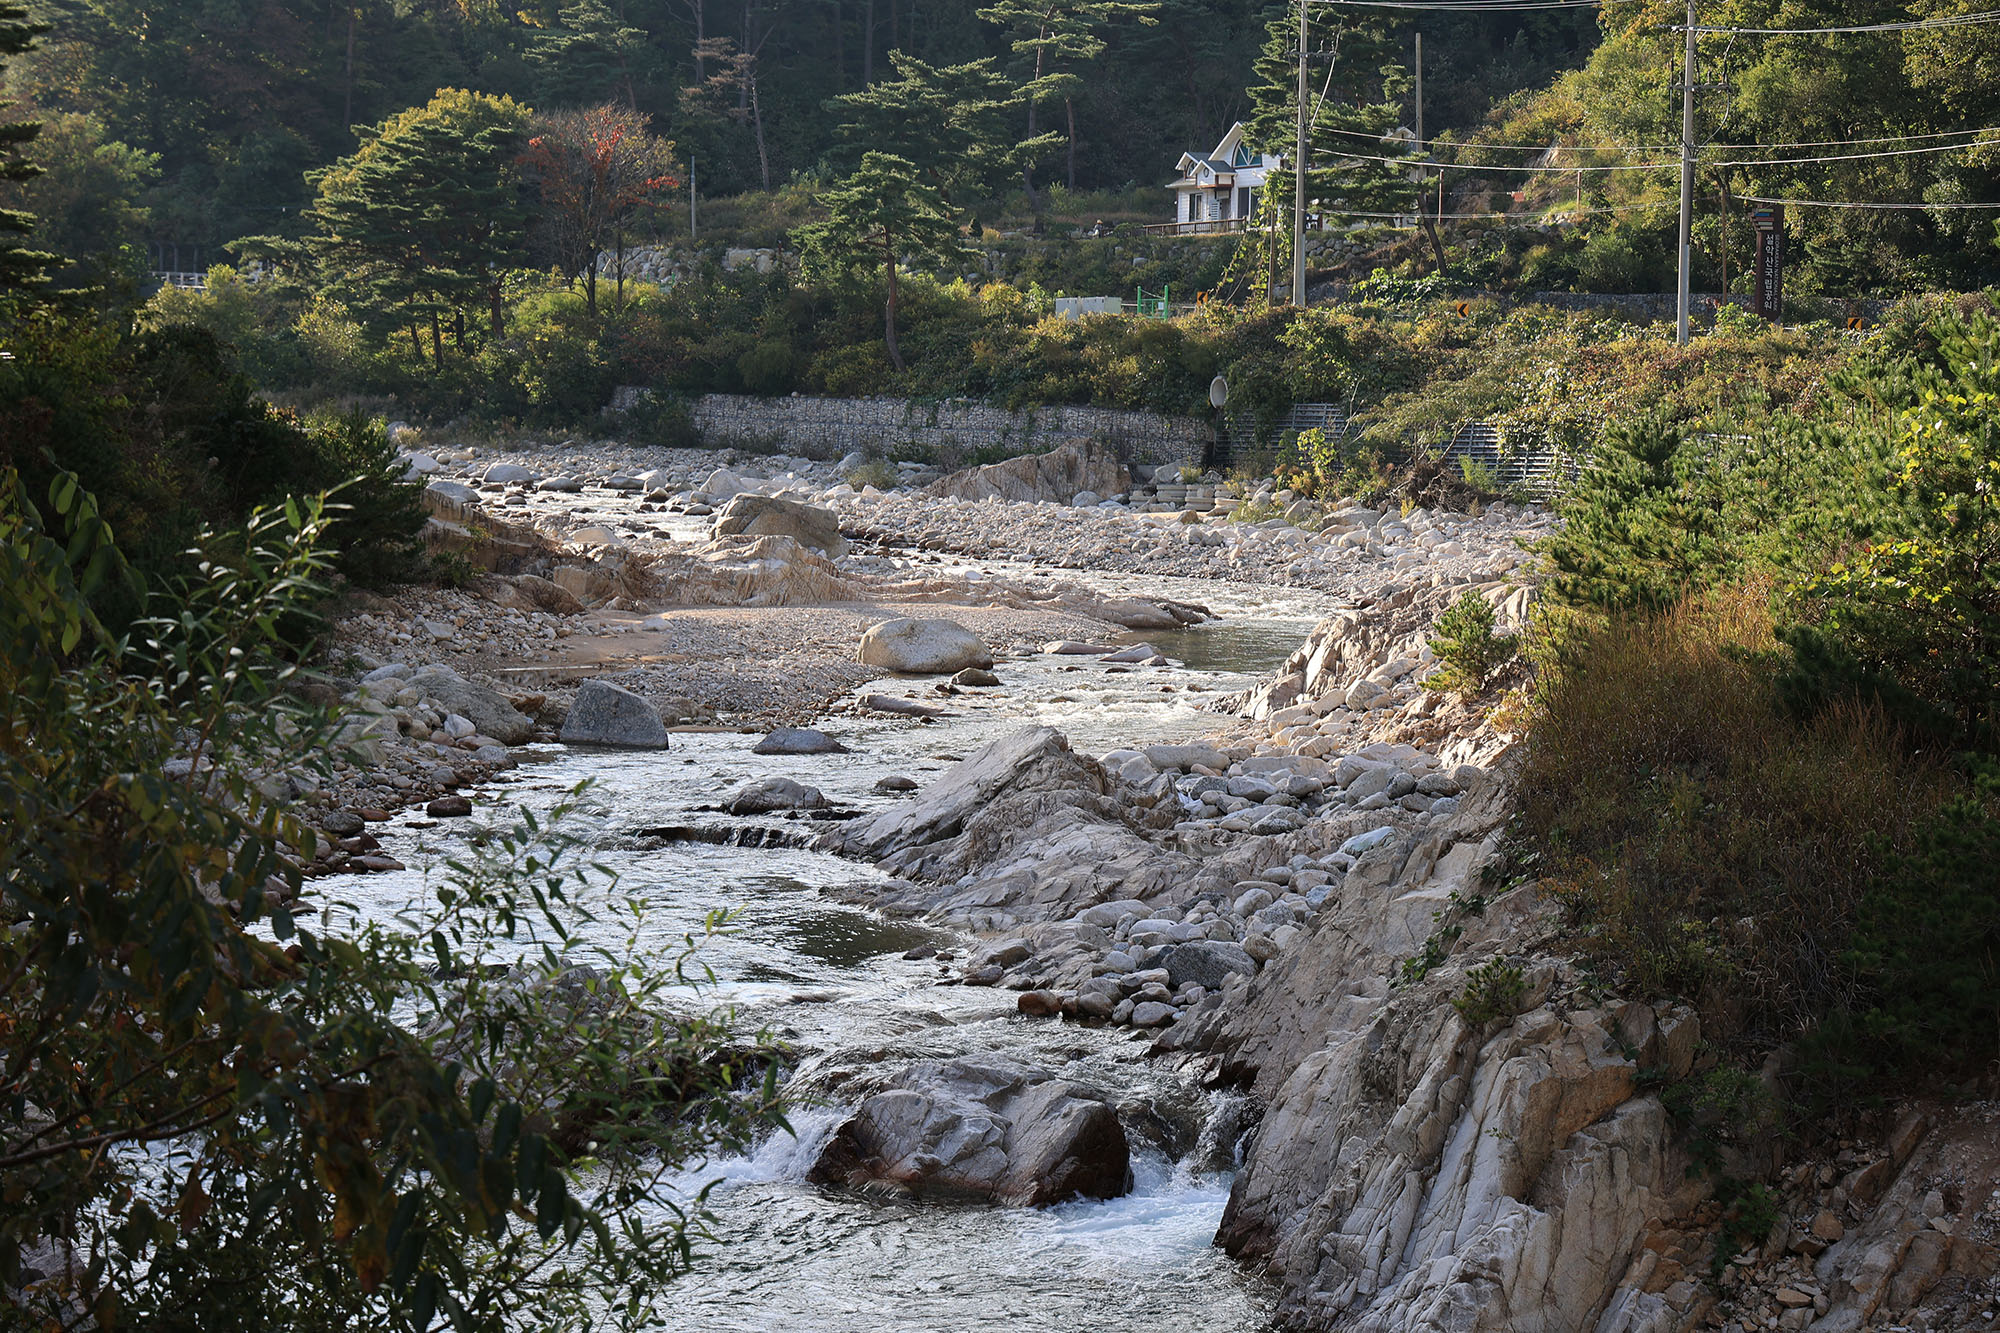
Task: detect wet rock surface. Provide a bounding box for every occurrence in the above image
[559,678,671,748]
[806,1057,1131,1207]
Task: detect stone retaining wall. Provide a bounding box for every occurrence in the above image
[690,393,1214,469]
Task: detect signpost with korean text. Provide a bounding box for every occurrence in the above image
[1751,204,1784,321]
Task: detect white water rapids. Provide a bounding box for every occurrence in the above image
[317,566,1332,1331]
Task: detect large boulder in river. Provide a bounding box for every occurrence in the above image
[406,668,534,746]
[710,494,849,556]
[559,679,669,749]
[926,440,1131,505]
[752,727,848,755]
[1159,940,1259,990]
[807,1057,1129,1207]
[856,617,993,675]
[841,726,1105,860]
[724,776,824,814]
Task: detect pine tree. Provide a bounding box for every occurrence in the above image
[826,52,1060,224]
[306,90,531,370]
[977,0,1159,197]
[1245,8,1420,233]
[796,151,972,372]
[0,1,56,303]
[526,0,650,109]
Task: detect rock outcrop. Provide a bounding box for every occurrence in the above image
[559,679,670,749]
[676,534,858,606]
[406,667,535,746]
[710,494,850,556]
[838,726,1107,862]
[855,617,994,675]
[926,441,1131,505]
[1160,768,1731,1333]
[806,1057,1131,1206]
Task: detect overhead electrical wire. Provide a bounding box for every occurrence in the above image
[1310,0,2000,29]
[1679,7,2000,32]
[1737,193,2000,208]
[1716,137,2000,165]
[1315,136,1998,172]
[1317,123,2000,155]
[1314,0,1646,11]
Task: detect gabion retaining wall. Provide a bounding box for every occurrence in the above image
[689,393,1215,469]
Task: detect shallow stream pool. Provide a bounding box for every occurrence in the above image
[318,571,1328,1330]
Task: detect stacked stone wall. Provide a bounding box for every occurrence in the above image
[689,393,1213,469]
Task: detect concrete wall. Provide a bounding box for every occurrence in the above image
[688,393,1214,469]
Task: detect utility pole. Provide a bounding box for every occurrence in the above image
[1292,0,1308,307]
[1414,32,1424,229]
[1676,0,1696,345]
[1414,33,1423,159]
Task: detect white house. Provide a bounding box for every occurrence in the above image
[1164,123,1276,232]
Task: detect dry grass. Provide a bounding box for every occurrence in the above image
[1521,586,1955,1047]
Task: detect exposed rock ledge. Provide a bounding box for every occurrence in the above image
[827,718,1996,1330]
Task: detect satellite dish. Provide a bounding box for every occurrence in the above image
[1209,375,1229,409]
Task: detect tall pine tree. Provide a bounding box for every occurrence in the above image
[526,0,650,109]
[796,151,972,371]
[1246,8,1423,252]
[826,52,1061,224]
[306,90,531,370]
[0,2,55,303]
[978,0,1160,197]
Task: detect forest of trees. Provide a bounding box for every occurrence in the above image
[3,0,1996,304]
[0,0,1607,259]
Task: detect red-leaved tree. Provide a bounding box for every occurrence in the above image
[522,105,678,316]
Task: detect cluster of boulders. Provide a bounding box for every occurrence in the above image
[1106,741,1471,838]
[843,485,1545,594]
[1698,1108,2000,1333]
[288,659,557,872]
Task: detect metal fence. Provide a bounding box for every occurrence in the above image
[1218,402,1578,497]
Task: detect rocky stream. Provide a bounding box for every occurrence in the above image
[290,439,1997,1332]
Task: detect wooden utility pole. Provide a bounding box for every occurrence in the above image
[1676,0,1696,345]
[1292,0,1308,306]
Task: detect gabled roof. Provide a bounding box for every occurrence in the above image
[1174,123,1271,177]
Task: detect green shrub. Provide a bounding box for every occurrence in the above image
[1452,959,1528,1026]
[845,459,900,490]
[622,389,698,448]
[1522,589,1955,1048]
[737,337,799,394]
[1841,764,2000,1074]
[0,471,788,1327]
[1457,455,1503,493]
[1575,230,1649,293]
[1424,591,1519,695]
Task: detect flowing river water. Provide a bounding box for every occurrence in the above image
[320,564,1329,1331]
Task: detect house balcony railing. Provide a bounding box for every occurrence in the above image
[1144,218,1249,236]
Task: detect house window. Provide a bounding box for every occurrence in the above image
[1238,186,1251,217]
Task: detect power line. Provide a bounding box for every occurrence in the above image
[1316,0,1647,10]
[1313,135,1999,172]
[1315,123,1679,152]
[1327,199,1667,218]
[1738,192,2000,208]
[1717,137,2000,165]
[1723,126,2000,148]
[1336,124,2000,155]
[1679,7,2000,32]
[1324,146,1680,170]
